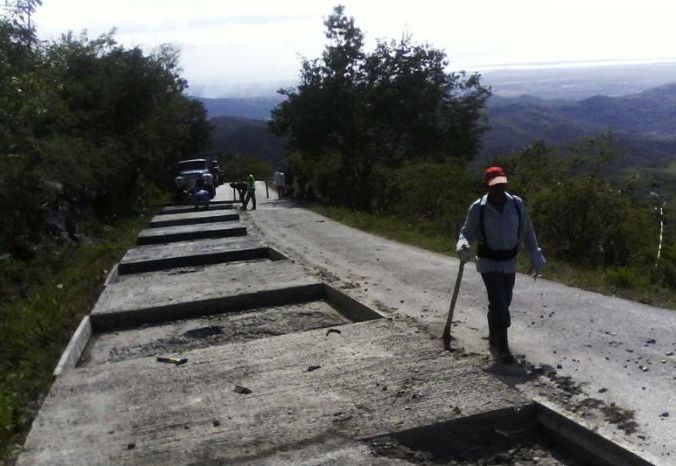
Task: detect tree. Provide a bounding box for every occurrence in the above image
[271,5,490,209]
[0,22,211,255]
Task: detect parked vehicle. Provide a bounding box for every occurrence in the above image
[174,159,215,201]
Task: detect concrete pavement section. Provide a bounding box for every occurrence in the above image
[18,319,532,466]
[19,184,660,465]
[136,222,247,245]
[148,210,240,228]
[80,301,353,367]
[90,260,322,330]
[118,237,277,274]
[158,202,237,216]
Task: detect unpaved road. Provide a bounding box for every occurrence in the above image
[224,184,676,464]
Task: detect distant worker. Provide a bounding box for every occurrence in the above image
[273,168,286,199]
[192,178,210,210]
[230,181,248,204]
[456,166,545,363]
[242,173,256,210]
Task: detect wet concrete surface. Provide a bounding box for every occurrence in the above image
[19,319,531,465]
[148,210,239,228]
[80,301,351,366]
[157,203,237,216]
[18,185,660,465]
[137,222,247,245]
[118,236,272,274]
[91,260,322,329]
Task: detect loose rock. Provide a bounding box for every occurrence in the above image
[233,385,252,395]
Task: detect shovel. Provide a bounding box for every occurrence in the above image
[441,259,466,351]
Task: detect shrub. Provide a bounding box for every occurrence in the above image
[530,178,656,268]
[605,267,650,290]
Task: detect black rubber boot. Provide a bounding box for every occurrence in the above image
[488,321,498,355]
[497,327,516,364]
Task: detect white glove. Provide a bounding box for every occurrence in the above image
[456,242,473,263]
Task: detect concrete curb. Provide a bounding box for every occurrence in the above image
[53,316,91,377]
[148,213,240,228]
[323,284,383,322]
[535,399,659,466]
[157,204,237,216]
[103,264,119,287]
[136,225,247,245]
[117,246,279,275]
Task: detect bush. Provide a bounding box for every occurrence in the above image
[654,244,676,291]
[530,177,656,268]
[605,267,650,290]
[383,162,478,236]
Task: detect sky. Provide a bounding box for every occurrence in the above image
[30,0,676,97]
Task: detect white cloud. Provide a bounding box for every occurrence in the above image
[32,0,676,96]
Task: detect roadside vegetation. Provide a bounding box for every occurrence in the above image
[273,6,676,309]
[0,216,150,462]
[1,3,209,461]
[219,153,273,181]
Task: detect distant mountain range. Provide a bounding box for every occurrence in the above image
[201,81,676,172]
[480,61,676,100]
[196,96,283,121]
[484,83,676,167]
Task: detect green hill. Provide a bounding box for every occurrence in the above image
[201,83,676,172]
[483,83,676,168]
[209,116,285,167]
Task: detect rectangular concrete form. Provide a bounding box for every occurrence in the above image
[90,260,324,330]
[136,222,247,245]
[158,202,236,216]
[118,237,279,275]
[148,211,240,228]
[18,319,532,466]
[80,301,352,367]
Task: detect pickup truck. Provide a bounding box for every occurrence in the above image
[174,159,215,201]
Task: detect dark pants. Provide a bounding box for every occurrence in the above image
[243,189,256,210]
[481,272,516,328]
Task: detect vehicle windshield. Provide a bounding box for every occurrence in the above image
[178,160,207,171]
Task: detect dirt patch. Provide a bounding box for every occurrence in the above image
[513,359,640,435]
[80,301,350,366]
[367,429,578,465]
[183,325,223,339]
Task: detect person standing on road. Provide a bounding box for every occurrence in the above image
[243,173,256,210]
[456,166,545,363]
[273,168,286,199]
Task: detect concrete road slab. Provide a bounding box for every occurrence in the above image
[118,237,273,274]
[136,222,247,245]
[148,210,239,228]
[238,436,416,465]
[158,202,236,216]
[81,301,351,366]
[18,319,531,466]
[91,260,323,330]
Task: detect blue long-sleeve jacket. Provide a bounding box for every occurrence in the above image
[457,193,546,274]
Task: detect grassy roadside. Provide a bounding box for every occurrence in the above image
[310,204,676,310]
[0,215,150,464]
